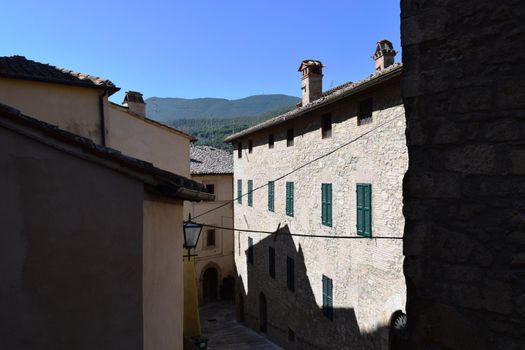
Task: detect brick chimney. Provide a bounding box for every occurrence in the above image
[122,91,145,117]
[373,40,397,72]
[298,60,323,106]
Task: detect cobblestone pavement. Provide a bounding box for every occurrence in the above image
[200,301,282,350]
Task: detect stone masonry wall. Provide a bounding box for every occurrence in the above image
[401,1,525,349]
[234,77,408,349]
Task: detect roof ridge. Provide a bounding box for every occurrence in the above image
[224,63,403,142]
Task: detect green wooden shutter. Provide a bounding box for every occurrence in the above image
[322,184,332,227]
[327,277,333,319]
[364,184,371,236]
[322,275,333,320]
[286,182,294,217]
[269,247,275,278]
[237,179,242,204]
[287,256,295,292]
[268,181,274,212]
[357,183,372,237]
[247,237,253,264]
[248,180,253,207]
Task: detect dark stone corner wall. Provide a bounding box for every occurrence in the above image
[401,1,525,349]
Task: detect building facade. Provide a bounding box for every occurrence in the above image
[401,0,525,349]
[0,56,212,349]
[0,104,212,350]
[184,145,235,304]
[226,41,408,349]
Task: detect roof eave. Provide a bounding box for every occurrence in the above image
[0,73,120,95]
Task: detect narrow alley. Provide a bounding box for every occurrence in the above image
[200,302,282,350]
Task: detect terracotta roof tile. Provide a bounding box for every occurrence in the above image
[0,56,119,92]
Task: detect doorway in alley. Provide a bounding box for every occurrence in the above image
[203,267,219,303]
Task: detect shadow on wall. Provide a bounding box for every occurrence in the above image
[235,225,406,350]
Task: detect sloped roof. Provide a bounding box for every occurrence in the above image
[0,103,213,202]
[109,102,196,141]
[0,56,119,93]
[190,145,233,175]
[225,63,402,142]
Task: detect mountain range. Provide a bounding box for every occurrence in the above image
[145,94,299,121]
[145,94,300,150]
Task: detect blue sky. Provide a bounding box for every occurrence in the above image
[1,1,400,102]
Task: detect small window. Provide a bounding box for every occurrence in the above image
[247,237,254,264]
[206,229,216,247]
[322,275,333,320]
[248,140,253,153]
[288,328,295,343]
[248,180,253,207]
[237,179,242,204]
[287,128,294,147]
[322,113,332,138]
[269,247,275,278]
[268,134,274,149]
[286,256,295,292]
[286,182,294,217]
[205,184,215,195]
[237,142,242,158]
[358,98,373,125]
[357,183,372,237]
[321,183,332,227]
[268,181,275,212]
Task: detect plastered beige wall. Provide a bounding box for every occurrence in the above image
[108,106,190,177]
[143,196,184,350]
[0,78,104,143]
[183,174,234,304]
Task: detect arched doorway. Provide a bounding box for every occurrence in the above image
[202,267,219,303]
[259,292,267,333]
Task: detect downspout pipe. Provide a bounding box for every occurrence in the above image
[99,90,108,146]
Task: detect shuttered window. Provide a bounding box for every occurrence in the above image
[321,183,332,227]
[269,247,275,278]
[322,275,333,320]
[286,182,294,217]
[248,180,253,207]
[286,256,295,292]
[237,179,242,204]
[247,237,254,264]
[356,183,372,237]
[268,181,274,212]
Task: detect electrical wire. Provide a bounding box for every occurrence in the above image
[199,223,403,240]
[192,112,405,221]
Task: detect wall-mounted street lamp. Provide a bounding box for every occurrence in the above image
[183,214,203,261]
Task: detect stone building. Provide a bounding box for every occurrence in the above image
[184,145,235,304]
[0,103,213,350]
[225,41,408,349]
[401,0,525,349]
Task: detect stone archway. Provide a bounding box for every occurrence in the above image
[202,266,219,303]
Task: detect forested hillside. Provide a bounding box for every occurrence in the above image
[146,94,299,121]
[146,94,299,150]
[169,105,295,150]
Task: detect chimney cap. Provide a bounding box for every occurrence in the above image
[123,91,144,104]
[373,40,397,60]
[298,59,324,72]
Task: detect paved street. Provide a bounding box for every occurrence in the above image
[200,301,282,350]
